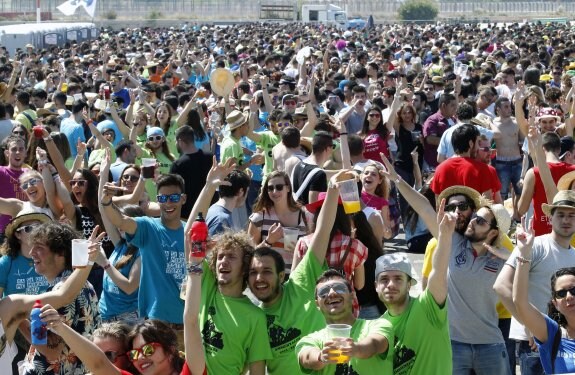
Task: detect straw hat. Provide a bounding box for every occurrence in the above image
[226,110,247,130]
[557,170,575,191]
[470,113,493,129]
[437,185,482,211]
[542,190,575,217]
[5,209,52,239]
[485,203,511,247]
[210,68,235,97]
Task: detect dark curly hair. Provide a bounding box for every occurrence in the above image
[29,222,81,270]
[128,320,184,372]
[548,267,575,327]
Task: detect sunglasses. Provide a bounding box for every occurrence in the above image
[554,286,575,299]
[267,184,285,193]
[127,342,162,362]
[472,214,496,228]
[423,87,434,91]
[368,113,381,118]
[317,282,349,299]
[147,135,163,142]
[16,224,39,234]
[104,350,126,362]
[13,130,27,136]
[284,101,296,106]
[157,193,182,203]
[277,122,292,128]
[478,147,491,152]
[21,178,40,190]
[445,202,471,212]
[69,179,87,187]
[122,174,139,182]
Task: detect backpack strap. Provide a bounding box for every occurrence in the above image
[293,164,322,201]
[551,325,563,373]
[335,238,353,274]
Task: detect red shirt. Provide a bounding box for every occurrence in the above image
[488,165,502,195]
[430,156,493,195]
[532,162,575,235]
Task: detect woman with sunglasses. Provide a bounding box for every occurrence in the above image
[92,322,136,373]
[360,106,391,163]
[248,170,310,273]
[12,124,30,146]
[512,221,575,374]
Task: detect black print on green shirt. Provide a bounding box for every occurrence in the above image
[394,341,416,375]
[266,314,302,349]
[335,363,359,375]
[202,307,224,350]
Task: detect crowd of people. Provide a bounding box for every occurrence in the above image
[1,19,575,374]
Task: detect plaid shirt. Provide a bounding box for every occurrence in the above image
[296,232,368,315]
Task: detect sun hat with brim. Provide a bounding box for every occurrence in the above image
[557,170,575,191]
[5,210,52,239]
[374,253,417,284]
[306,192,344,214]
[484,203,511,247]
[226,110,248,131]
[470,114,493,129]
[437,185,482,212]
[146,126,165,138]
[542,190,575,217]
[36,108,57,117]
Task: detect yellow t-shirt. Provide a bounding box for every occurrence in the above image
[421,234,514,319]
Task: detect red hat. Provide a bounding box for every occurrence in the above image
[305,192,344,214]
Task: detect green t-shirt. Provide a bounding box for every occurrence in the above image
[295,318,394,375]
[88,147,116,167]
[138,149,173,202]
[220,135,244,166]
[166,119,178,158]
[255,131,281,177]
[262,250,327,375]
[382,289,451,375]
[200,264,273,374]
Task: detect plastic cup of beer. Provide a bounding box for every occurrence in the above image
[71,239,90,269]
[338,178,361,214]
[454,61,462,75]
[326,324,352,364]
[141,158,156,179]
[282,227,299,251]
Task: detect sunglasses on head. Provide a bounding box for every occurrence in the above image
[267,183,285,193]
[127,342,162,362]
[317,282,349,299]
[445,202,471,212]
[104,350,126,363]
[147,135,163,142]
[368,113,381,118]
[69,179,87,187]
[554,286,575,299]
[21,178,40,190]
[122,174,139,182]
[16,224,38,234]
[157,193,182,203]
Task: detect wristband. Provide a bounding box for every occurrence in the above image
[101,199,113,207]
[339,132,348,135]
[103,263,112,270]
[263,239,273,247]
[186,262,203,275]
[43,136,53,142]
[517,256,532,265]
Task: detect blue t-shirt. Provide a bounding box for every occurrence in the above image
[206,204,232,237]
[126,217,185,324]
[60,117,86,158]
[241,135,263,183]
[0,254,49,296]
[536,315,575,374]
[112,88,131,109]
[98,242,140,320]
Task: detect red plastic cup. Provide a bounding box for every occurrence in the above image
[33,126,44,139]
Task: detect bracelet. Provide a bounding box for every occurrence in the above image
[186,262,203,275]
[101,199,113,206]
[103,263,112,270]
[53,175,61,182]
[303,100,311,104]
[51,171,58,177]
[339,132,348,135]
[517,256,532,265]
[43,136,53,142]
[263,239,273,247]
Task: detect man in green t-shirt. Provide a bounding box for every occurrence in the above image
[375,203,454,375]
[296,269,394,374]
[248,171,353,374]
[245,106,281,177]
[221,109,263,170]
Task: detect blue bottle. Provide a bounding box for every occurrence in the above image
[30,300,47,345]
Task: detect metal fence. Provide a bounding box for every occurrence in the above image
[1,0,575,21]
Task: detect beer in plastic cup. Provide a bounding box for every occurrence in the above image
[72,239,90,269]
[338,179,361,214]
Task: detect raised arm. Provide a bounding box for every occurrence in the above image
[380,153,439,237]
[98,148,121,245]
[427,200,455,306]
[511,220,547,341]
[100,183,138,235]
[40,305,122,375]
[109,98,130,140]
[183,253,206,375]
[514,82,529,137]
[528,124,557,203]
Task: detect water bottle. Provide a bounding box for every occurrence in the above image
[30,300,47,345]
[190,213,208,258]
